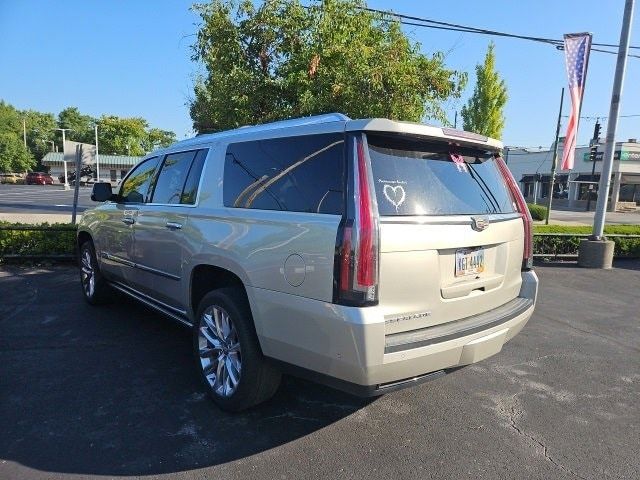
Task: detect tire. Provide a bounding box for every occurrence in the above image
[194,288,281,412]
[79,241,112,305]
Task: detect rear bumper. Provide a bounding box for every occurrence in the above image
[252,270,538,396]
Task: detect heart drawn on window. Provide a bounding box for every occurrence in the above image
[383,184,406,212]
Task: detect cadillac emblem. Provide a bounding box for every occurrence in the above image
[471,216,490,232]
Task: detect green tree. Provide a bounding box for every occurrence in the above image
[97,116,149,156]
[0,102,55,167]
[96,116,175,155]
[23,110,57,162]
[0,132,35,172]
[58,107,96,144]
[143,128,177,152]
[190,0,467,133]
[0,101,23,136]
[460,42,508,139]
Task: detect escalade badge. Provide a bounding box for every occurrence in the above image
[471,217,490,232]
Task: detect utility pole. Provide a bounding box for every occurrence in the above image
[545,88,565,225]
[94,124,100,182]
[579,0,635,268]
[71,144,82,224]
[585,120,602,212]
[22,118,27,147]
[55,128,73,191]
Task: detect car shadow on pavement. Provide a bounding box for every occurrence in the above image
[0,267,372,477]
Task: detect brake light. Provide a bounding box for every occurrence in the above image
[356,140,376,286]
[334,135,379,306]
[495,156,533,270]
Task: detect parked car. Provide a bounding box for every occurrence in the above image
[0,173,25,184]
[26,172,54,185]
[78,113,538,412]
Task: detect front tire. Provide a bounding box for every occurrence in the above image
[194,288,281,412]
[79,241,111,305]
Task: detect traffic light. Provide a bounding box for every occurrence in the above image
[593,121,601,143]
[589,146,598,162]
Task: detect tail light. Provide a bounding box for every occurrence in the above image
[495,156,533,270]
[334,135,379,306]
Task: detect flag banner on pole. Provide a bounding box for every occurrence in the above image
[560,33,592,170]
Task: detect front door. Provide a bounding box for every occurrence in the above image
[94,202,137,283]
[98,156,161,282]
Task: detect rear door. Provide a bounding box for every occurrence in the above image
[130,149,207,310]
[365,133,524,335]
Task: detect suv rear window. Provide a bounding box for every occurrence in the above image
[366,134,515,216]
[224,133,345,214]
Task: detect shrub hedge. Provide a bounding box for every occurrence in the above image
[0,222,77,259]
[533,224,640,235]
[527,203,548,221]
[533,224,640,258]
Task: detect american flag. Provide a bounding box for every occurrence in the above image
[561,33,592,170]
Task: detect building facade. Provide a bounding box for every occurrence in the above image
[41,152,142,185]
[505,140,640,211]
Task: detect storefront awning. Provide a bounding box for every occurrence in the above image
[520,174,568,183]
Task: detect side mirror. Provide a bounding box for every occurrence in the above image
[91,182,114,202]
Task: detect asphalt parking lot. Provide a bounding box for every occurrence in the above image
[1,262,639,479]
[0,184,93,215]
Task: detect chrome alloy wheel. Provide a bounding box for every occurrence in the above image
[198,306,242,397]
[80,249,95,298]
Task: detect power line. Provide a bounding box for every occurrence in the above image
[360,6,640,56]
[561,114,640,120]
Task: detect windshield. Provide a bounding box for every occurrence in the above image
[366,134,515,216]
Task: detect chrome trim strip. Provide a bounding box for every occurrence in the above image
[135,262,181,281]
[101,252,180,280]
[380,213,521,225]
[384,297,533,354]
[101,251,135,267]
[109,281,191,327]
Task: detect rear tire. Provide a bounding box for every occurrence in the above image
[79,241,111,305]
[194,288,281,412]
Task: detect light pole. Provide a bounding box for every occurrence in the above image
[55,128,73,190]
[578,0,635,268]
[22,118,27,147]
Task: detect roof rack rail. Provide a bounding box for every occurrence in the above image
[176,113,351,147]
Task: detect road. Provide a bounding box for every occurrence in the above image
[544,207,640,225]
[0,184,93,215]
[1,262,639,479]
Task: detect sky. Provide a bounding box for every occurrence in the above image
[1,1,639,149]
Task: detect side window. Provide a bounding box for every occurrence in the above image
[151,151,197,204]
[180,149,207,204]
[223,134,345,214]
[119,157,160,203]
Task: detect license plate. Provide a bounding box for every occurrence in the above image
[455,247,485,277]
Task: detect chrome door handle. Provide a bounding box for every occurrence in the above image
[122,217,135,225]
[165,222,183,230]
